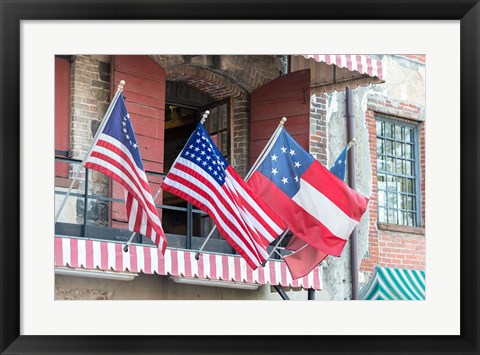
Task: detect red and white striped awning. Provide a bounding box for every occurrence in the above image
[303,55,384,80]
[55,236,322,290]
[291,54,385,93]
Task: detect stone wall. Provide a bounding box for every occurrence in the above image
[322,55,426,299]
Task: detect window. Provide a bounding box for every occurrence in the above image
[203,98,231,161]
[376,117,420,227]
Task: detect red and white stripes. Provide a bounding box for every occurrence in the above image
[162,156,286,270]
[55,236,322,290]
[303,54,384,80]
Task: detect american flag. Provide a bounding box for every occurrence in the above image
[162,124,286,269]
[84,94,167,254]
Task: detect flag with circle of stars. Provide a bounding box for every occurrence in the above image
[84,93,166,252]
[180,124,228,185]
[255,129,316,198]
[101,95,143,170]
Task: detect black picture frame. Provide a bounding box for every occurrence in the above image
[1,1,478,354]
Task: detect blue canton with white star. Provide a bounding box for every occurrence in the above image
[181,124,228,185]
[257,129,315,198]
[102,94,143,170]
[329,146,347,181]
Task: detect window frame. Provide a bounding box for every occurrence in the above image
[375,114,422,227]
[201,97,233,162]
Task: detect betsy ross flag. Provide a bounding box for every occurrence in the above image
[161,123,286,269]
[248,128,369,277]
[283,145,351,279]
[84,94,167,254]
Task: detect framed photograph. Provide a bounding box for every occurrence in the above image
[1,0,478,354]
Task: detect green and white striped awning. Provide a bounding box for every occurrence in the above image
[360,267,425,300]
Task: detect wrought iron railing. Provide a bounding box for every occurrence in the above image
[54,156,288,258]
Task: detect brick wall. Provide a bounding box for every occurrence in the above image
[309,94,328,166]
[233,97,250,177]
[360,97,426,274]
[70,55,111,225]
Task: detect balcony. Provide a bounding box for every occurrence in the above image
[54,156,323,290]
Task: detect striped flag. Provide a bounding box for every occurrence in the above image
[248,128,369,276]
[84,94,167,254]
[283,144,351,279]
[161,123,286,269]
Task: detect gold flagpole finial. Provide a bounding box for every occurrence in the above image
[117,80,126,91]
[347,138,357,150]
[200,110,210,125]
[279,117,287,127]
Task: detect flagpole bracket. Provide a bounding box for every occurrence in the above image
[347,138,356,150]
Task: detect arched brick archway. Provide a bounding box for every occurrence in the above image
[149,56,283,177]
[149,55,283,96]
[165,64,248,100]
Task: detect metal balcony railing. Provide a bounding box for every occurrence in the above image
[54,156,289,258]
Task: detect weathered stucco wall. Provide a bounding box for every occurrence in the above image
[55,274,323,301]
[320,88,372,300]
[321,55,426,299]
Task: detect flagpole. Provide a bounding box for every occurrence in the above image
[123,110,212,253]
[245,116,286,180]
[261,229,289,267]
[55,80,126,223]
[195,117,288,261]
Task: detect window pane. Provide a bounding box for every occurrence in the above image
[395,142,404,157]
[398,211,404,225]
[407,178,415,193]
[221,131,228,156]
[388,209,398,224]
[378,174,386,190]
[405,128,414,142]
[377,155,386,171]
[387,175,397,190]
[211,107,218,132]
[376,121,384,136]
[219,104,228,129]
[406,144,414,159]
[386,140,393,155]
[378,190,387,207]
[407,195,415,210]
[399,194,407,210]
[377,139,384,154]
[395,125,404,140]
[398,177,407,193]
[378,207,387,223]
[407,212,415,226]
[387,192,397,208]
[385,123,394,138]
[386,157,395,172]
[405,160,413,176]
[396,158,404,174]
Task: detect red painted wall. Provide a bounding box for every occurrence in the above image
[250,70,311,168]
[110,55,166,228]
